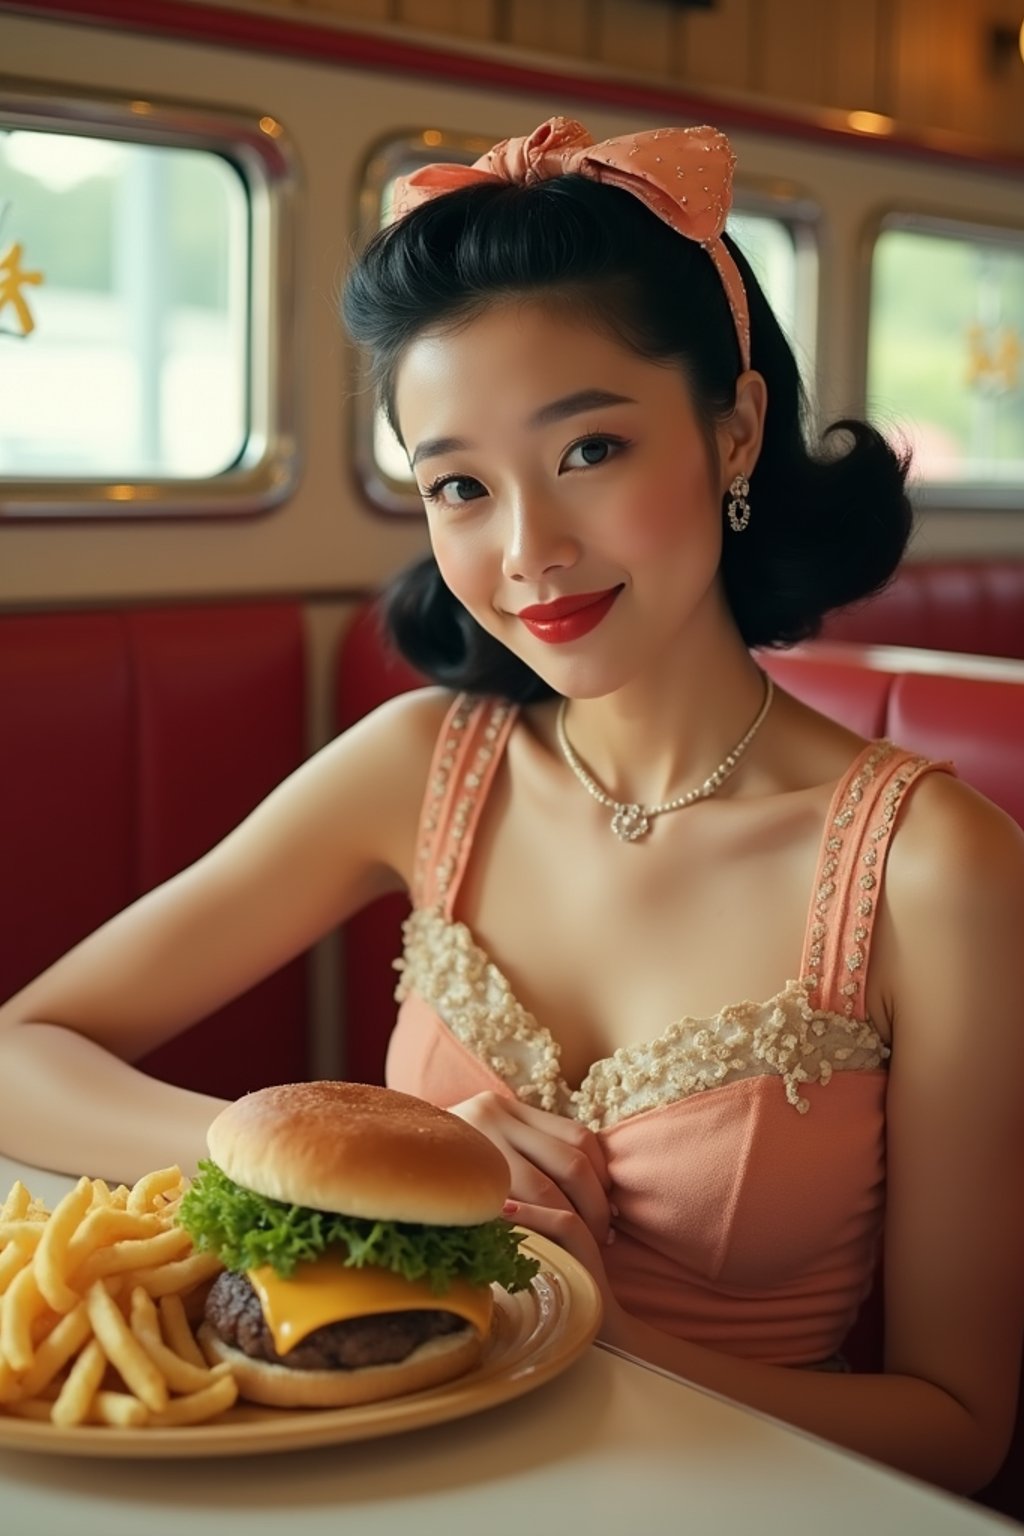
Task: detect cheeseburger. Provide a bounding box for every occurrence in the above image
[177,1081,538,1408]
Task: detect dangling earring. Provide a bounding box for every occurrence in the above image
[726,473,751,533]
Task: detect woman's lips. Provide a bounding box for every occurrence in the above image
[515,586,622,644]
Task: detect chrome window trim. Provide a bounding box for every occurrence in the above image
[860,205,1024,512]
[350,128,494,518]
[350,131,821,517]
[0,80,300,519]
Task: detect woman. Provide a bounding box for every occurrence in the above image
[1,119,1022,1493]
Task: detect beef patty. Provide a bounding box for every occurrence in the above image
[204,1269,467,1372]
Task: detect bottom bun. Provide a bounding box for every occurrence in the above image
[198,1320,485,1409]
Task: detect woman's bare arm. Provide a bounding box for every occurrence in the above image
[0,688,451,1182]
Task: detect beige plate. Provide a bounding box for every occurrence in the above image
[0,1233,602,1459]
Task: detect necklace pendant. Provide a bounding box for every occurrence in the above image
[611,803,650,842]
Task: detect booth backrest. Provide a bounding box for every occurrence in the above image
[820,559,1024,660]
[760,642,1024,827]
[335,607,1024,1088]
[0,604,310,1098]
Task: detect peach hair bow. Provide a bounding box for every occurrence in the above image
[392,116,751,372]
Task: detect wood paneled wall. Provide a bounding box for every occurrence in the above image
[205,0,1024,152]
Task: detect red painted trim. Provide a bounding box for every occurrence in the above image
[3,0,1024,177]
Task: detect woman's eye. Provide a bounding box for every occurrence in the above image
[561,435,626,471]
[419,475,485,507]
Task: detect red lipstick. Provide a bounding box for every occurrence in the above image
[516,586,622,644]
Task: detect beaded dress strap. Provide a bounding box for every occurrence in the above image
[412,694,518,917]
[799,742,955,1019]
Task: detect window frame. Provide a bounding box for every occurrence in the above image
[0,82,299,519]
[350,129,821,516]
[861,206,1024,512]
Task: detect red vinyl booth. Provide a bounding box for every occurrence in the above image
[821,558,1024,661]
[0,604,310,1099]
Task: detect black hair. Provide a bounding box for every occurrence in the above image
[342,175,912,702]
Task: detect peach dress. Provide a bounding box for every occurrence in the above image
[386,695,952,1366]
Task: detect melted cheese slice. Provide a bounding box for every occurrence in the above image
[247,1256,494,1356]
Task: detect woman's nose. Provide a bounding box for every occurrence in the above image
[502,495,579,583]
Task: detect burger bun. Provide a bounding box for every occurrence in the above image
[206,1082,510,1226]
[198,1320,485,1409]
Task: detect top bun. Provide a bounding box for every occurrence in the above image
[207,1082,510,1226]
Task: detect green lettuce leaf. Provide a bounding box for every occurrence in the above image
[176,1161,539,1294]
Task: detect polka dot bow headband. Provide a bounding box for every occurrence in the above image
[392,116,751,372]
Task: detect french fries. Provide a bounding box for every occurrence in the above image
[0,1169,237,1430]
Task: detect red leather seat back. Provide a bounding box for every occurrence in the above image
[0,614,133,993]
[763,642,1024,828]
[888,670,1024,826]
[759,649,892,737]
[0,604,310,1098]
[821,560,1024,660]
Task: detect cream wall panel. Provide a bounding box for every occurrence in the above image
[595,0,680,79]
[683,0,754,93]
[504,0,591,56]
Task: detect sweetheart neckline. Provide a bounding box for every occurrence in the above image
[396,906,890,1109]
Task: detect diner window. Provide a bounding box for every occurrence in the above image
[867,217,1024,501]
[0,131,246,478]
[0,92,296,517]
[727,212,799,356]
[356,133,818,513]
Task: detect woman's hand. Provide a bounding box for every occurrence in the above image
[449,1091,625,1322]
[500,1196,627,1334]
[448,1091,612,1243]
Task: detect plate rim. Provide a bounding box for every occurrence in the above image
[0,1231,602,1459]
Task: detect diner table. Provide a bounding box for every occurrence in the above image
[0,1152,1017,1536]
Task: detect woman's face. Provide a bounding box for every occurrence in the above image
[393,298,741,699]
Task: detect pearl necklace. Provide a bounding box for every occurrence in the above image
[555,673,775,843]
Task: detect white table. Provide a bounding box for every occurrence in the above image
[0,1154,1014,1536]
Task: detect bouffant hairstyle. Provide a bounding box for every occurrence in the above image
[342,175,911,702]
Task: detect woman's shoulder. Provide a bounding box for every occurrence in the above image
[301,687,459,848]
[326,685,461,796]
[359,684,464,746]
[877,765,1024,999]
[277,686,473,889]
[329,685,516,807]
[885,762,1024,898]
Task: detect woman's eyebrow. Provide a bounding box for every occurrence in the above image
[409,388,637,468]
[409,434,467,470]
[529,387,637,428]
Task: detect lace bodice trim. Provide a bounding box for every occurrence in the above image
[394,907,890,1130]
